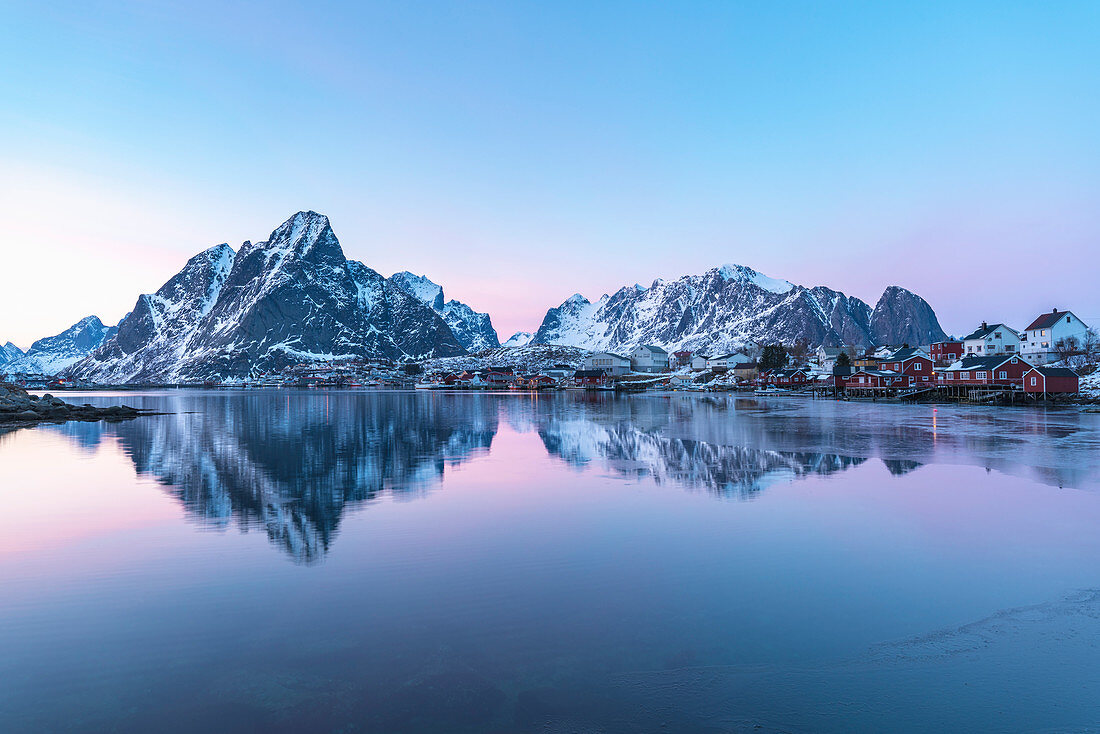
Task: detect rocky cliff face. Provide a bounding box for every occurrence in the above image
[2,316,118,374]
[389,271,499,351]
[869,286,947,346]
[70,212,466,383]
[530,264,944,353]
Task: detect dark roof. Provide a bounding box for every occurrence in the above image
[489,366,514,374]
[574,369,606,378]
[961,323,1016,341]
[831,366,853,377]
[1028,366,1078,377]
[1025,310,1074,331]
[637,344,668,354]
[883,347,927,361]
[732,361,758,369]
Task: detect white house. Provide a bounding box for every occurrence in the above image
[1021,309,1090,365]
[961,322,1022,357]
[582,352,631,375]
[630,344,669,372]
[815,346,849,371]
[690,355,710,371]
[706,352,751,371]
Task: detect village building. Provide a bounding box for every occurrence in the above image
[1022,366,1080,396]
[879,347,934,387]
[852,351,881,370]
[705,352,751,371]
[766,367,810,387]
[690,355,710,371]
[872,346,899,360]
[583,352,631,375]
[1021,309,1091,365]
[931,340,964,365]
[630,344,670,372]
[731,361,759,381]
[572,369,610,387]
[961,322,1022,356]
[669,374,695,388]
[845,368,905,393]
[814,346,849,372]
[543,364,575,379]
[672,350,693,368]
[936,354,1032,387]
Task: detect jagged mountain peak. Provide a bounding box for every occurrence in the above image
[532,264,943,354]
[714,263,794,294]
[388,271,499,351]
[390,271,445,311]
[870,285,947,346]
[247,211,340,263]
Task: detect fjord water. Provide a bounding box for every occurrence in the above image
[2,391,1100,733]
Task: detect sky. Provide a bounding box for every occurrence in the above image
[1,1,1098,348]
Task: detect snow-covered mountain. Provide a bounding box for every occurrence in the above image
[389,271,499,351]
[530,264,944,353]
[2,316,118,374]
[70,212,466,383]
[502,331,534,348]
[0,342,25,369]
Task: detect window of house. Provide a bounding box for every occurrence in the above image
[1031,376,1038,386]
[1006,345,1015,352]
[999,371,1007,379]
[961,372,969,379]
[976,371,987,379]
[995,332,1002,338]
[915,363,922,370]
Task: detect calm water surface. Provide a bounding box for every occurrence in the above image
[2,390,1100,733]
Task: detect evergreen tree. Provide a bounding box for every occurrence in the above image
[760,345,788,371]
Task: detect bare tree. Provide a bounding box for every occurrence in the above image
[1080,328,1099,371]
[1054,336,1080,365]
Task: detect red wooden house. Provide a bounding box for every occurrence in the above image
[879,348,935,387]
[764,368,810,387]
[845,368,905,391]
[936,355,1033,387]
[1023,366,1079,395]
[573,369,609,387]
[930,340,964,365]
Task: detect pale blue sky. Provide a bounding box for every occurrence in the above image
[2,1,1098,346]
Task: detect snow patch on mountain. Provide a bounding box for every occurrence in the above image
[717,263,794,294]
[502,331,534,348]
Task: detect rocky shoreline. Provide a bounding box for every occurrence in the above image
[0,383,158,426]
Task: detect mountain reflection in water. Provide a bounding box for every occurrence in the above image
[36,390,1100,563]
